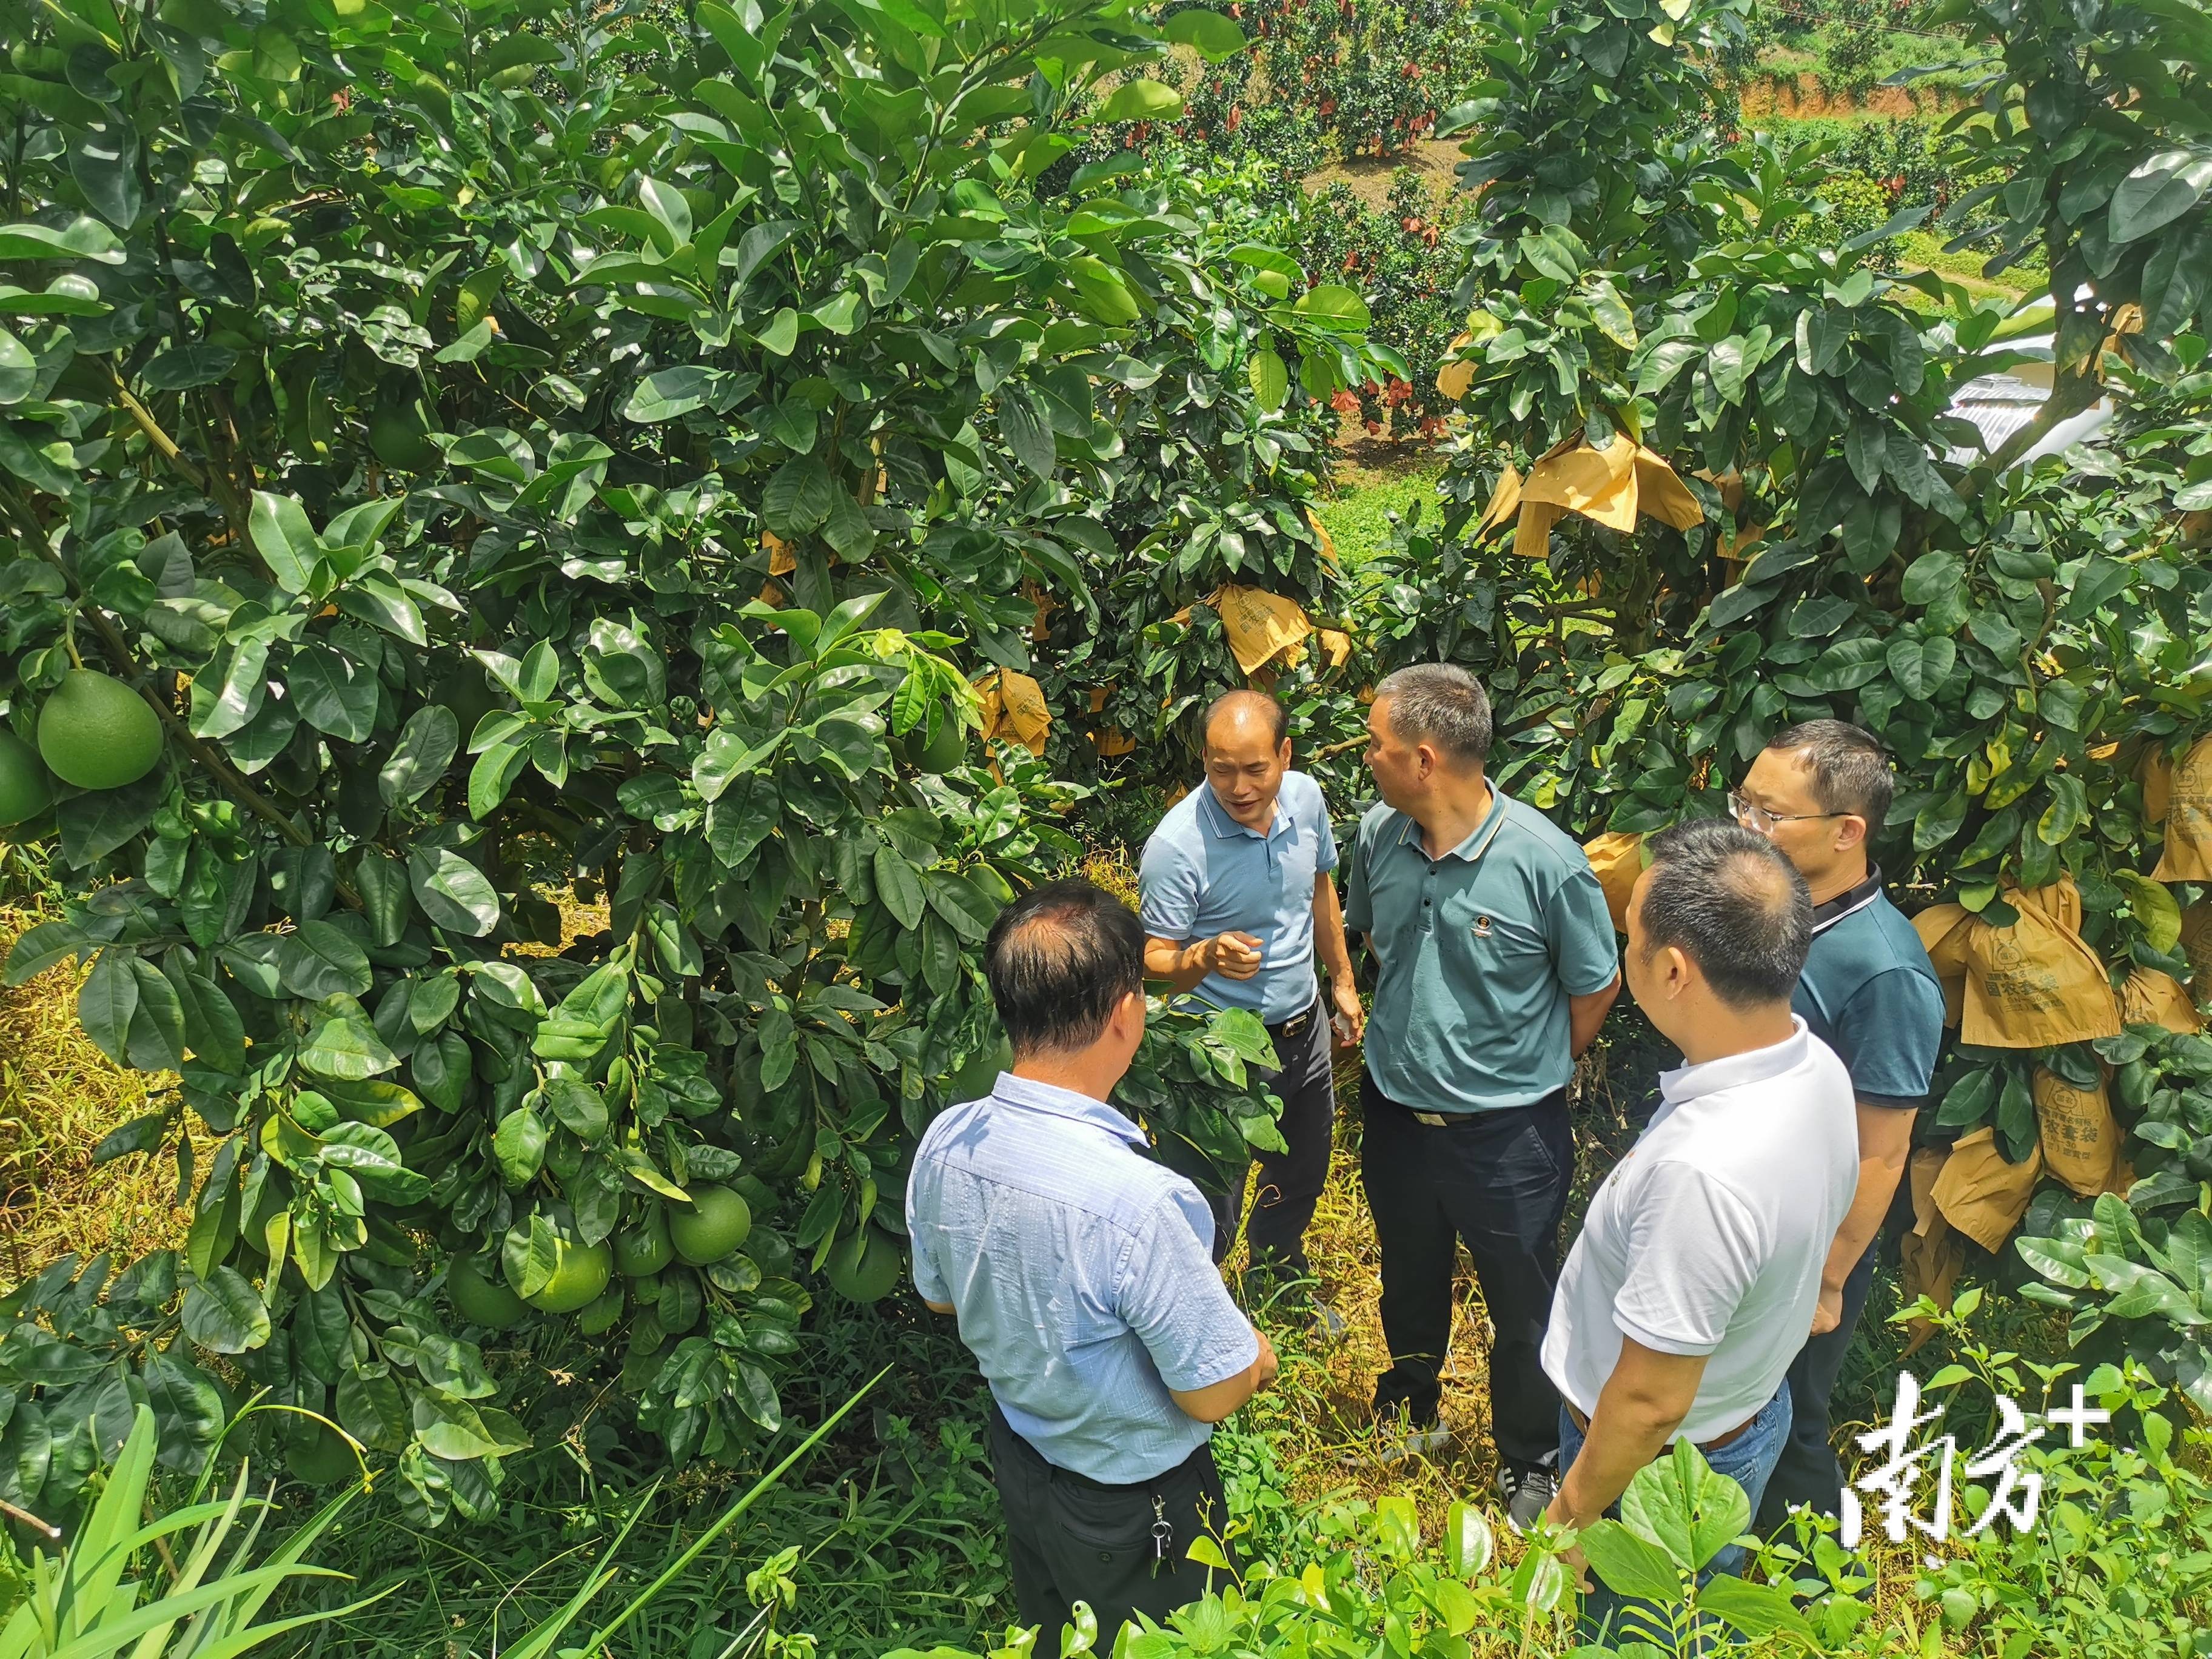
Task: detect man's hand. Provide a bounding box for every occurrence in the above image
[1207,931,1265,980]
[1330,979,1366,1045]
[1541,1493,1594,1591]
[1810,1282,1844,1337]
[1254,1327,1280,1393]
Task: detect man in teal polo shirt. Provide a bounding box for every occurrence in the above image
[1345,664,1620,1529]
[1731,719,1945,1532]
[1141,689,1364,1304]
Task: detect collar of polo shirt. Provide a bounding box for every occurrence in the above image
[1655,1015,1813,1110]
[1809,863,1884,934]
[1390,780,1511,864]
[988,1071,1149,1148]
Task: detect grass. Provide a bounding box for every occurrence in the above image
[1317,450,1446,571]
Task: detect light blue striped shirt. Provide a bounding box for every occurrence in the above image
[907,1074,1259,1483]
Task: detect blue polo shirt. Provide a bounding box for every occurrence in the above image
[1138,770,1339,1024]
[1796,869,1945,1109]
[907,1074,1259,1484]
[1345,787,1619,1114]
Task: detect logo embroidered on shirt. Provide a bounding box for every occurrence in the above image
[1472,915,1493,937]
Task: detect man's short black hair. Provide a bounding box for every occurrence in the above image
[1765,719,1894,832]
[984,878,1146,1056]
[1638,819,1811,1009]
[1376,664,1492,766]
[1201,688,1289,751]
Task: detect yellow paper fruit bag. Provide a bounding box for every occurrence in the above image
[1581,831,1645,934]
[1930,1127,2044,1253]
[977,669,1050,757]
[2153,734,2212,880]
[1912,903,1972,1028]
[2121,967,2201,1034]
[1960,882,2121,1048]
[2032,1067,2124,1197]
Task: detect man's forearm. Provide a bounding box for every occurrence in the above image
[1314,874,1355,984]
[1567,976,1621,1057]
[1558,1394,1685,1524]
[1823,1104,1914,1289]
[1144,936,1212,993]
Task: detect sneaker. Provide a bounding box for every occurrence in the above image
[1498,1460,1560,1535]
[1368,1401,1453,1466]
[1308,1299,1348,1345]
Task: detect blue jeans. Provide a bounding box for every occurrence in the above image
[1558,1382,1792,1647]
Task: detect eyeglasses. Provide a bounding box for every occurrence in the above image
[1727,791,1848,835]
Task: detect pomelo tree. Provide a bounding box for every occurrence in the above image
[0,0,1361,1523]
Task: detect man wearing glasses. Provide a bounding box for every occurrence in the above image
[1728,720,1945,1534]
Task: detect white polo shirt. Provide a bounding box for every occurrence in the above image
[1542,1018,1857,1444]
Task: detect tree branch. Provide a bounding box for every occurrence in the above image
[108,367,208,492]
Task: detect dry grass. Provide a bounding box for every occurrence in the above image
[0,899,198,1285]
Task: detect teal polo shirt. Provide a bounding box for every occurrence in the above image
[1139,771,1339,1024]
[1794,868,1945,1110]
[1344,787,1619,1114]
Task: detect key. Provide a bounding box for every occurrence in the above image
[1150,1495,1173,1578]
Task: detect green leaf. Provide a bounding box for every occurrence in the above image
[637,175,692,248]
[139,343,236,391]
[1162,9,1247,59]
[1900,550,1964,607]
[926,870,1002,943]
[1578,1518,1681,1601]
[290,644,380,742]
[0,216,124,263]
[2116,872,2184,953]
[999,385,1056,481]
[623,366,717,423]
[300,994,400,1080]
[762,454,837,534]
[79,946,138,1067]
[1699,1576,1815,1641]
[873,845,925,930]
[469,739,531,821]
[318,1122,429,1202]
[6,919,91,985]
[125,956,187,1071]
[380,705,460,807]
[2110,149,2212,245]
[1886,633,1957,699]
[409,848,501,937]
[543,1075,609,1142]
[493,1105,548,1186]
[1248,347,1289,412]
[248,492,320,594]
[179,1265,271,1354]
[1067,256,1139,326]
[1091,79,1182,123]
[277,919,374,999]
[1293,283,1372,328]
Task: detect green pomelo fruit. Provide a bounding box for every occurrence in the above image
[668,1184,751,1264]
[824,1227,904,1304]
[947,1036,1012,1103]
[903,706,968,774]
[37,671,163,791]
[369,397,440,471]
[613,1207,674,1277]
[284,1421,359,1487]
[448,1254,527,1330]
[0,729,53,827]
[525,1238,612,1313]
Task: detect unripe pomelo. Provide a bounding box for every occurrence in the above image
[824,1227,903,1304]
[525,1238,612,1313]
[0,729,53,826]
[668,1184,751,1264]
[902,706,968,774]
[284,1421,359,1487]
[947,1036,1012,1103]
[38,671,163,791]
[614,1207,674,1277]
[448,1254,526,1330]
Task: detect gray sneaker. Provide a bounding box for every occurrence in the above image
[1368,1403,1454,1466]
[1498,1460,1560,1535]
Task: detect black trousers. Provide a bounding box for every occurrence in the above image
[988,1404,1236,1653]
[1358,1072,1572,1469]
[1756,1236,1880,1531]
[1207,995,1336,1282]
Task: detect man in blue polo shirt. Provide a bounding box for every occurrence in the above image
[1344,664,1620,1529]
[1139,689,1364,1303]
[909,879,1277,1652]
[1730,720,1945,1532]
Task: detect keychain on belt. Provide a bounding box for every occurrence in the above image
[1149,1493,1173,1577]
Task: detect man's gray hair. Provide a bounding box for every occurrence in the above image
[1765,720,1894,832]
[1376,664,1492,767]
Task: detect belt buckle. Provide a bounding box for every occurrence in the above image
[1279,1011,1311,1041]
[1412,1110,1449,1128]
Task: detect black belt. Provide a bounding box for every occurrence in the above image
[1269,1000,1320,1044]
[1392,1086,1567,1128]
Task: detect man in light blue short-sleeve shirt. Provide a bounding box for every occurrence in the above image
[908,878,1276,1652]
[1140,690,1365,1296]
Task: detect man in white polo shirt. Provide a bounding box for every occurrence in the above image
[1540,819,1856,1631]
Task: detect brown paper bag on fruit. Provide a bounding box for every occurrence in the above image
[1960,881,2122,1048]
[2033,1067,2124,1196]
[2122,967,2202,1033]
[1899,1145,1960,1355]
[1582,831,1645,934]
[1913,903,1973,1027]
[2153,734,2212,880]
[1930,1125,2044,1253]
[977,669,1050,757]
[1086,686,1134,757]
